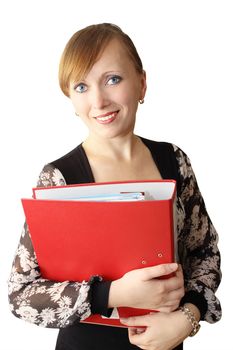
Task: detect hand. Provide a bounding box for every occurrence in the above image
[108,263,184,312]
[120,310,193,350]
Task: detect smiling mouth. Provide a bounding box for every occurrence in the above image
[95,111,119,124]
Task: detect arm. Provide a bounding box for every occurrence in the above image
[174,145,222,323]
[8,164,102,328]
[121,146,222,349]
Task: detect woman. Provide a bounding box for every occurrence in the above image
[8,23,221,350]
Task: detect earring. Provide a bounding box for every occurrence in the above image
[75,112,79,117]
[139,99,144,104]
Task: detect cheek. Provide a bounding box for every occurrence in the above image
[125,95,139,114]
[116,89,138,109]
[71,96,88,114]
[70,95,78,110]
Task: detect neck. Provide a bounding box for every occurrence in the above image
[82,133,141,162]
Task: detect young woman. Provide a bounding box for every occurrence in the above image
[8,23,221,350]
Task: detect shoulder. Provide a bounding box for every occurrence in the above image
[40,143,93,185]
[49,144,83,168]
[140,136,173,152]
[140,135,190,170]
[140,137,195,193]
[140,136,185,158]
[36,145,83,187]
[171,143,195,180]
[37,164,66,187]
[143,137,191,171]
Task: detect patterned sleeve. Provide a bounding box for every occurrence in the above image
[8,164,99,328]
[173,145,222,323]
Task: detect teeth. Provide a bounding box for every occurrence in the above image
[97,114,115,121]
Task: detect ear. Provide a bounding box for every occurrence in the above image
[140,70,147,100]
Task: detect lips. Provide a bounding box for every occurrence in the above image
[95,111,118,124]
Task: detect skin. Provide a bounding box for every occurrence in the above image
[120,302,200,350]
[69,38,146,144]
[69,39,162,183]
[68,38,200,349]
[108,263,184,312]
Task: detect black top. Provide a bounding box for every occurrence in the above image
[9,137,221,350]
[51,138,195,350]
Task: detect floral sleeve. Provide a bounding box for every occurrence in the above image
[8,164,95,328]
[173,145,222,323]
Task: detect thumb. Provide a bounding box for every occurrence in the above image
[141,262,178,281]
[120,315,149,327]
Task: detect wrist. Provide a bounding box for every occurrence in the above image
[180,290,207,320]
[179,303,201,337]
[108,278,124,308]
[182,303,201,322]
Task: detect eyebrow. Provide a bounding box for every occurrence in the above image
[103,70,125,75]
[96,70,126,78]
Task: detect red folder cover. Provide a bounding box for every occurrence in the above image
[21,180,177,327]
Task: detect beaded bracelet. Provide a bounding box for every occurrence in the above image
[179,305,201,337]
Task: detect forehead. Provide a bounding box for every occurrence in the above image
[85,39,136,77]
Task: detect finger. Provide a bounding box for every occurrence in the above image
[156,302,180,312]
[120,315,149,327]
[141,263,178,281]
[161,272,184,291]
[128,328,147,349]
[175,264,184,277]
[129,327,146,335]
[165,285,185,302]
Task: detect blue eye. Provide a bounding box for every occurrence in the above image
[75,83,87,93]
[107,75,122,85]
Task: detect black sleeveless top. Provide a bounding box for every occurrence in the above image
[52,137,183,350]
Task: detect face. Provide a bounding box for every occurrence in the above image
[69,38,147,140]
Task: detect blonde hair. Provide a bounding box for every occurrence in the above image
[59,23,143,97]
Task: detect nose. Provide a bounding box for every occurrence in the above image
[90,86,109,110]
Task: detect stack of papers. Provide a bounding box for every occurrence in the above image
[68,192,145,202]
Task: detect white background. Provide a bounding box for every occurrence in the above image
[0,1,232,349]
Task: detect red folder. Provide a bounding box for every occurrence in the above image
[21,180,177,327]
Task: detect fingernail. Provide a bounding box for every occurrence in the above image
[169,263,178,270]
